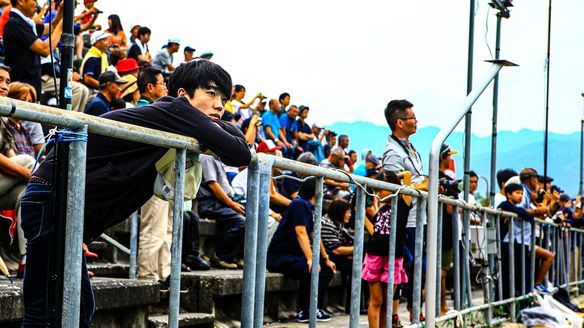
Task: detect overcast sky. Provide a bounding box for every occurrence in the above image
[88,0,583,137]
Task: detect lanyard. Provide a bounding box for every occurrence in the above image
[390,134,423,176]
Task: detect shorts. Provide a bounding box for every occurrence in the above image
[441,248,453,271]
[361,254,408,284]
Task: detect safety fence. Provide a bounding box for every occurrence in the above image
[241,153,584,328]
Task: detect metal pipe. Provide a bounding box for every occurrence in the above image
[463,208,472,307]
[241,157,260,328]
[521,220,526,295]
[309,177,324,327]
[426,62,508,328]
[61,125,87,328]
[129,211,139,279]
[411,200,426,324]
[385,196,399,328]
[453,206,461,310]
[168,149,186,328]
[253,159,274,328]
[530,223,536,292]
[489,14,503,207]
[435,204,443,316]
[59,0,75,111]
[350,187,366,328]
[496,214,503,301]
[543,0,553,188]
[483,210,493,326]
[99,234,131,255]
[508,217,516,322]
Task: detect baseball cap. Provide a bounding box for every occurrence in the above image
[84,0,96,3]
[98,71,127,88]
[560,193,571,202]
[299,105,310,111]
[199,51,213,59]
[168,38,181,45]
[116,58,141,74]
[184,46,195,52]
[504,176,521,187]
[120,75,138,99]
[366,155,381,167]
[551,185,564,193]
[440,144,458,156]
[91,31,111,45]
[312,122,323,129]
[256,140,282,153]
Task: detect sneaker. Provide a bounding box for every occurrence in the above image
[234,258,244,269]
[392,314,403,328]
[210,254,238,270]
[159,276,188,294]
[296,310,309,323]
[535,283,553,294]
[316,309,332,322]
[409,313,425,323]
[184,255,211,271]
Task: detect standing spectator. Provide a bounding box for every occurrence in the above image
[196,153,246,269]
[4,0,63,96]
[136,67,167,106]
[6,82,42,156]
[84,71,127,116]
[105,14,128,51]
[494,168,518,208]
[127,26,152,64]
[323,131,337,158]
[353,155,381,177]
[267,178,336,322]
[183,46,195,62]
[382,99,427,320]
[152,39,180,75]
[278,92,290,115]
[81,31,111,90]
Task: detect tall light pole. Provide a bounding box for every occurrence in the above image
[543,0,553,190]
[580,93,584,195]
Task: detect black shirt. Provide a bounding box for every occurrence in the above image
[35,96,251,242]
[440,172,459,251]
[4,11,44,95]
[366,199,410,257]
[84,93,112,116]
[268,197,314,258]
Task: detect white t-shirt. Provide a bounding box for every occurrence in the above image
[232,168,248,197]
[458,192,478,240]
[494,193,506,209]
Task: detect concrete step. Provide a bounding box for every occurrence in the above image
[87,240,109,251]
[148,312,214,328]
[88,261,129,278]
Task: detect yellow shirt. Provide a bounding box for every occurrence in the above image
[224,100,234,114]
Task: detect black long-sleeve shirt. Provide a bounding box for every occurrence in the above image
[35,96,251,242]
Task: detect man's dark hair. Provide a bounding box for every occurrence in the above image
[167,60,232,99]
[138,67,162,93]
[505,183,523,196]
[137,26,151,38]
[348,150,356,157]
[279,92,290,102]
[234,84,245,93]
[268,99,277,108]
[519,168,538,183]
[10,0,17,6]
[537,175,554,183]
[298,177,317,200]
[327,199,351,223]
[497,168,517,189]
[469,171,478,179]
[109,49,125,67]
[338,135,348,145]
[384,99,414,131]
[376,170,400,185]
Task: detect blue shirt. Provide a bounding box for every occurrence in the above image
[353,164,367,177]
[262,110,281,140]
[279,114,297,143]
[84,93,112,116]
[503,183,533,246]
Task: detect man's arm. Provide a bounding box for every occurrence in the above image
[83,74,99,89]
[0,154,30,180]
[207,181,245,215]
[31,21,63,57]
[269,179,291,207]
[295,225,314,272]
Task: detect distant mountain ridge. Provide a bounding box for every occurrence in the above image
[326,121,582,196]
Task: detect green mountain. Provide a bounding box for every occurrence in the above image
[327,121,582,196]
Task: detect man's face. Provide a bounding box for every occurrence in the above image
[312,127,321,135]
[280,95,290,108]
[94,38,110,52]
[340,137,349,149]
[350,152,358,164]
[84,0,95,9]
[300,109,309,120]
[105,82,122,99]
[329,135,337,145]
[18,0,38,18]
[150,73,168,99]
[395,107,418,136]
[440,154,451,169]
[0,69,11,97]
[469,176,478,194]
[169,44,180,54]
[184,86,226,121]
[528,176,539,190]
[141,34,151,44]
[510,189,523,204]
[287,107,299,120]
[184,51,194,62]
[270,101,281,113]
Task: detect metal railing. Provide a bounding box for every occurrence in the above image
[0,97,194,328]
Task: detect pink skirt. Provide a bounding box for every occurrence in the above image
[361,254,408,284]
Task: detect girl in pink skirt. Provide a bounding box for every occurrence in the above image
[362,171,410,328]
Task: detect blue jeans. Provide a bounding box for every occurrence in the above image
[20,183,95,327]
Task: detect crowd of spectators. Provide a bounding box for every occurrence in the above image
[0,0,583,326]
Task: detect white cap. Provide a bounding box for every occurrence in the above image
[505,176,521,187]
[168,38,181,45]
[91,31,111,45]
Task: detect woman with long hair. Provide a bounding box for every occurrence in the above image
[105,14,128,51]
[6,82,44,157]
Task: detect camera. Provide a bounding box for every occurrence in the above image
[440,178,461,190]
[255,117,263,127]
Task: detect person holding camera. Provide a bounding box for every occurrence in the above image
[232,84,263,122]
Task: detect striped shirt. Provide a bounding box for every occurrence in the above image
[321,214,352,253]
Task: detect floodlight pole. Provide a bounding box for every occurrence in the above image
[580,93,584,196]
[489,14,503,206]
[543,0,552,190]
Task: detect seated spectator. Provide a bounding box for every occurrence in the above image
[128,24,140,44]
[136,67,166,106]
[116,58,140,77]
[104,14,128,52]
[152,39,180,75]
[4,0,63,96]
[262,99,293,157]
[353,155,381,177]
[279,105,300,157]
[295,106,314,150]
[6,82,43,156]
[306,122,326,162]
[278,92,290,116]
[183,46,195,63]
[320,147,350,198]
[240,112,264,148]
[127,26,152,64]
[73,0,101,59]
[84,71,127,116]
[119,74,139,108]
[107,49,126,73]
[232,84,262,122]
[349,150,358,167]
[323,131,337,158]
[81,31,111,89]
[337,135,354,172]
[276,152,318,200]
[196,153,246,269]
[267,178,336,322]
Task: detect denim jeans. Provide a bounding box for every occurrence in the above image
[20,183,95,327]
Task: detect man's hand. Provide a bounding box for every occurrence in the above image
[230,201,245,215]
[307,259,313,273]
[325,259,336,273]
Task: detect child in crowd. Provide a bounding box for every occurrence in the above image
[362,171,410,328]
[498,182,554,294]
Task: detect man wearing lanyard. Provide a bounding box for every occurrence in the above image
[84,71,127,116]
[382,99,428,321]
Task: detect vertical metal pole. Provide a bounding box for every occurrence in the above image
[61,125,88,328]
[580,115,584,195]
[129,211,139,279]
[412,199,425,324]
[495,215,503,301]
[483,210,493,326]
[545,225,551,285]
[435,203,443,316]
[241,157,260,328]
[349,187,366,328]
[489,14,503,207]
[253,159,274,328]
[521,220,526,295]
[463,208,472,307]
[543,0,553,186]
[385,196,399,328]
[168,149,186,328]
[530,222,536,292]
[508,217,516,322]
[309,177,324,328]
[565,229,570,287]
[453,206,461,310]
